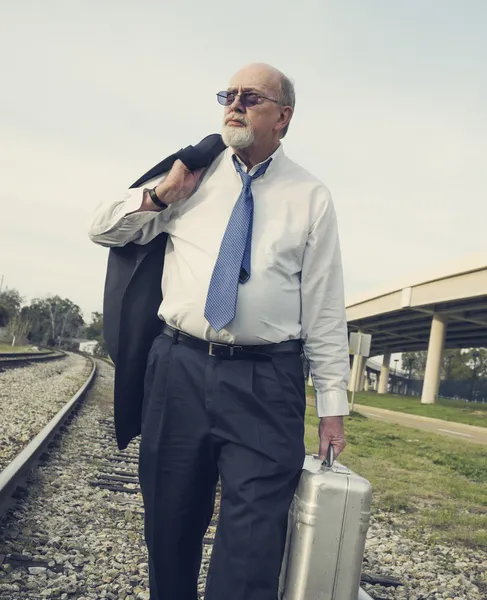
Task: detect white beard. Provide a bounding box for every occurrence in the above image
[221,124,255,149]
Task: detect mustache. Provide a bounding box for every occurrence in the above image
[225,114,249,126]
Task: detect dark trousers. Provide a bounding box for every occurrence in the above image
[138,333,306,600]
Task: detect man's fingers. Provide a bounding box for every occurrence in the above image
[319,438,346,461]
[318,416,346,461]
[330,440,346,459]
[331,442,343,460]
[318,436,329,461]
[191,168,206,184]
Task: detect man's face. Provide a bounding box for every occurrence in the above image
[221,65,283,150]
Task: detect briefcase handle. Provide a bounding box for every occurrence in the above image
[321,445,335,469]
[312,445,335,469]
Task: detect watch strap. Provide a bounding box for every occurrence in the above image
[148,187,168,210]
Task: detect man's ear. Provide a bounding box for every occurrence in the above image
[275,106,293,134]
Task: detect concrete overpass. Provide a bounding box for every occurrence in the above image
[348,358,408,394]
[346,253,487,403]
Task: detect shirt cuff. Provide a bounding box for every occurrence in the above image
[123,188,154,215]
[316,390,350,417]
[121,188,172,224]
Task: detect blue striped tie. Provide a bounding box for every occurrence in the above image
[204,155,271,332]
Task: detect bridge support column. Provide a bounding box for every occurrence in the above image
[378,351,391,394]
[421,314,447,405]
[359,362,367,391]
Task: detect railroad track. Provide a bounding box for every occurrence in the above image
[83,368,381,600]
[87,429,386,598]
[84,358,219,596]
[0,349,66,371]
[0,357,96,519]
[84,415,220,598]
[0,360,388,599]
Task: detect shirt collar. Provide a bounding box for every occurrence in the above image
[226,143,283,177]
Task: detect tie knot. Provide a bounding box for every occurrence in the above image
[233,155,272,187]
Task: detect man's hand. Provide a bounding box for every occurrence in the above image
[318,416,346,461]
[140,160,205,211]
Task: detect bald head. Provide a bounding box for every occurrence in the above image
[228,63,295,137]
[230,63,282,94]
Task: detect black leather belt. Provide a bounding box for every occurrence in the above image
[162,324,301,361]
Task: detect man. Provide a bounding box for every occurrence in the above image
[89,63,350,600]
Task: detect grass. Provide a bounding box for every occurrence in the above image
[0,344,49,354]
[307,385,487,428]
[305,405,487,549]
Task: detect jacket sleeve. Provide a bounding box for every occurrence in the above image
[88,175,175,247]
[300,185,350,417]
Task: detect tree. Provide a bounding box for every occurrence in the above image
[464,349,487,381]
[86,312,103,340]
[22,300,52,345]
[6,312,32,346]
[401,351,427,378]
[86,311,108,357]
[402,348,487,382]
[0,288,23,326]
[48,297,84,346]
[23,296,84,346]
[93,341,109,358]
[442,349,471,380]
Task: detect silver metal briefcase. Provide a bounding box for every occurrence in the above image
[279,451,373,600]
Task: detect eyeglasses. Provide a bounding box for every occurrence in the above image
[216,91,280,107]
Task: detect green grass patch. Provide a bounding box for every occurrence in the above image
[305,405,487,549]
[0,344,49,354]
[306,386,487,428]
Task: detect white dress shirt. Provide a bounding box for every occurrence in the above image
[89,144,350,417]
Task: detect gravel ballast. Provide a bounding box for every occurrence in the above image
[0,360,486,599]
[0,352,91,471]
[362,513,487,599]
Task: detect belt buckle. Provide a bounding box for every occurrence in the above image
[209,342,233,358]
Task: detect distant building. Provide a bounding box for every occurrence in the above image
[79,340,98,355]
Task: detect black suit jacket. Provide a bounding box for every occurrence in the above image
[103,134,226,449]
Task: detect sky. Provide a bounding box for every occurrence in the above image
[0,1,486,321]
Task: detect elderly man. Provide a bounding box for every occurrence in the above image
[89,63,350,600]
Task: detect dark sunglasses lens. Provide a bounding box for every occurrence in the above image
[217,92,234,106]
[242,93,259,107]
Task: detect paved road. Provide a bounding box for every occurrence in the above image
[353,404,487,446]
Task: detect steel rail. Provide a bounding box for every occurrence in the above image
[0,350,66,369]
[0,357,96,518]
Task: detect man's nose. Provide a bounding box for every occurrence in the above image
[229,94,245,113]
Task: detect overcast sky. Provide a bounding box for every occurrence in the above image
[1,1,486,320]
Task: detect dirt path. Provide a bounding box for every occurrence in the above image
[354,404,487,446]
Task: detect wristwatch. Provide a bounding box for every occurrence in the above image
[148,187,168,210]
